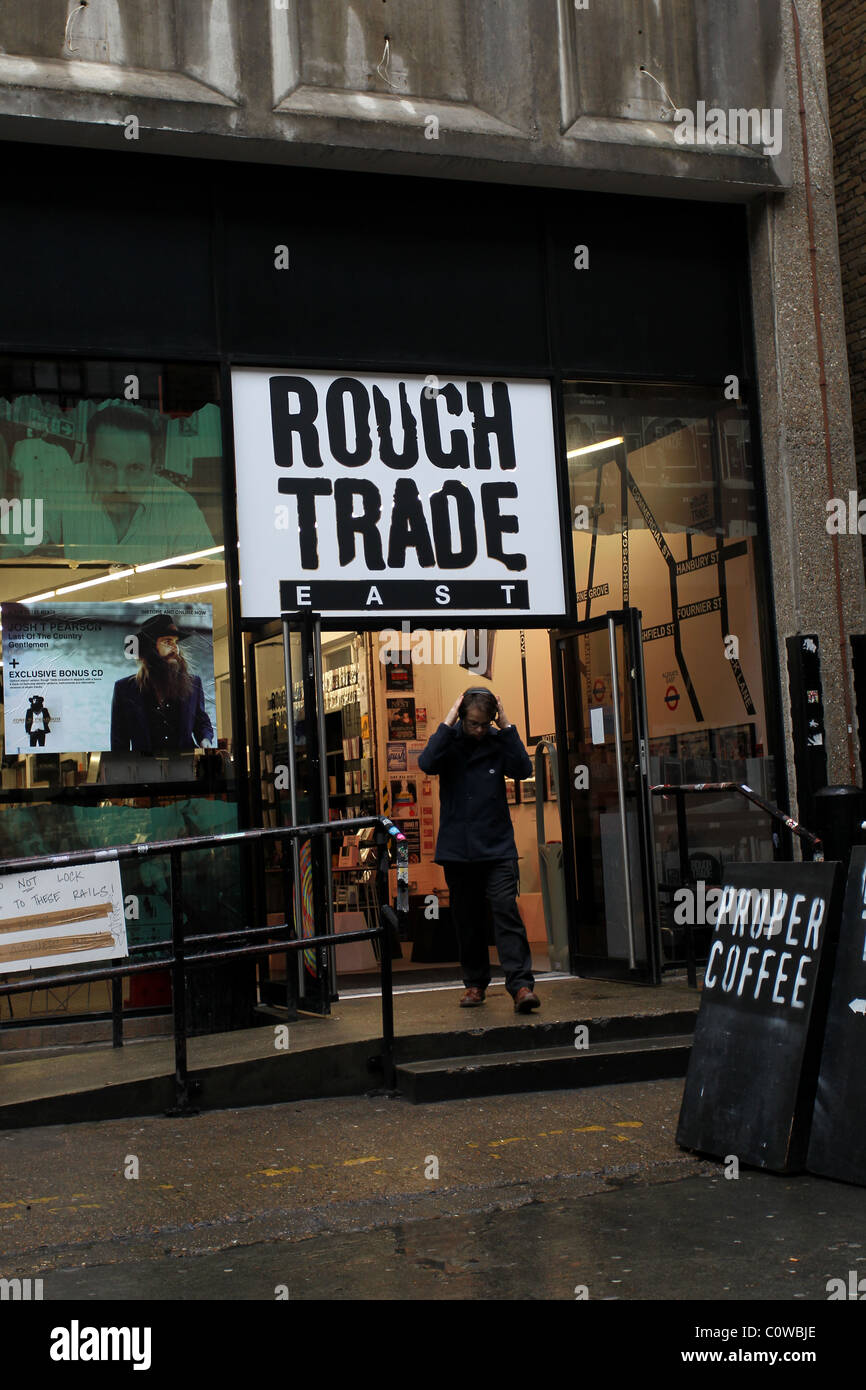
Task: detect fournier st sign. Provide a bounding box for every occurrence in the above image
[231,369,568,622]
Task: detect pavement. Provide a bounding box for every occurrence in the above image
[1,1075,864,1304]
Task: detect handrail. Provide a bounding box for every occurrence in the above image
[649,782,822,988]
[0,814,408,1111]
[650,781,823,859]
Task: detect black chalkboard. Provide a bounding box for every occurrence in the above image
[808,846,866,1185]
[677,861,843,1172]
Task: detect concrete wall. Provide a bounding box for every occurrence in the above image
[748,0,865,798]
[0,0,787,196]
[823,0,866,477]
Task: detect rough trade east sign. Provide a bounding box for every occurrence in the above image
[231,370,566,621]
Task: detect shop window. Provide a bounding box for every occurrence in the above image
[564,380,780,909]
[0,359,238,1021]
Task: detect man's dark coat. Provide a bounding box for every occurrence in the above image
[418,721,532,862]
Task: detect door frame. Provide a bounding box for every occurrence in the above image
[551,607,662,984]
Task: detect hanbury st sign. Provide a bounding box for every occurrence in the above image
[231,369,567,622]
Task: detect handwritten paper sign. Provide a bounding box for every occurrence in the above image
[0,859,127,974]
[677,861,842,1172]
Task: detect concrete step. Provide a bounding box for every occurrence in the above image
[396,1033,693,1103]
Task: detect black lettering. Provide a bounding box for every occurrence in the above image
[372,384,419,470]
[334,479,386,570]
[277,479,333,568]
[481,482,525,571]
[269,376,325,468]
[430,481,477,568]
[325,378,372,467]
[419,383,470,469]
[466,381,516,470]
[387,479,436,568]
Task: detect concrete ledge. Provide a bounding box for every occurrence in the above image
[0,977,699,1129]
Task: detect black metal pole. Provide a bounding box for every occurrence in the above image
[280,832,299,1021]
[373,822,389,962]
[675,790,697,989]
[378,911,395,1090]
[111,975,123,1048]
[168,847,194,1115]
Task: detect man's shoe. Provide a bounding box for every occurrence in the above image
[514,987,540,1014]
[460,986,486,1007]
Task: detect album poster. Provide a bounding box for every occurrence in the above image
[1,601,216,756]
[386,697,416,740]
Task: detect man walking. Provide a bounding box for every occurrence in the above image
[418,687,540,1013]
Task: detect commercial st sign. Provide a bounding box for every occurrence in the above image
[231,369,567,620]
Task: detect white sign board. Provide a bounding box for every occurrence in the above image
[231,369,566,620]
[0,860,127,974]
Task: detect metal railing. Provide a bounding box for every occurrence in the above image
[650,781,823,987]
[0,815,408,1112]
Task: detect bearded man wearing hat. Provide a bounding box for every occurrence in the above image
[110,613,214,754]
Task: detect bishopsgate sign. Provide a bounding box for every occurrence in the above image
[231,369,567,621]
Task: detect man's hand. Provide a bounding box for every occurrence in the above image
[444,697,463,727]
[494,696,511,730]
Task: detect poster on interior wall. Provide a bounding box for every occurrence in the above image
[387,698,416,740]
[0,858,127,974]
[0,602,216,756]
[405,741,427,772]
[231,368,567,621]
[385,659,413,692]
[386,742,407,772]
[390,780,418,817]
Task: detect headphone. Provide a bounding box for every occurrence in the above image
[458,687,497,720]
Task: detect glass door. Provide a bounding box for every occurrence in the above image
[246,621,332,1011]
[552,608,661,982]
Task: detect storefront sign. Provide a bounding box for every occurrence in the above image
[0,859,127,973]
[808,846,866,1186]
[1,602,216,756]
[231,369,566,620]
[677,861,842,1172]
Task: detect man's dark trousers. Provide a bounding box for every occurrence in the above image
[443,858,534,997]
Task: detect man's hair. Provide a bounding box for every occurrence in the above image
[461,688,497,722]
[86,404,163,466]
[136,645,192,702]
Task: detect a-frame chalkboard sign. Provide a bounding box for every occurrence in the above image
[677,861,843,1172]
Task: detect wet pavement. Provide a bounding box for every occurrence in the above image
[35,1170,866,1302]
[1,1076,864,1302]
